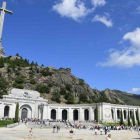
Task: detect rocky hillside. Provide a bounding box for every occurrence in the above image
[0,55,140,105]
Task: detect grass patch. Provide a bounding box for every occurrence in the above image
[100,122,120,126]
[0,120,14,127]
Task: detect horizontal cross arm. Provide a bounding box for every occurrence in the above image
[4,9,13,15]
[0,8,2,11]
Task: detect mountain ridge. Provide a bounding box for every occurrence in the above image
[0,55,139,106]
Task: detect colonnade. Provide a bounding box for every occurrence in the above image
[111,108,139,122]
[48,107,96,121]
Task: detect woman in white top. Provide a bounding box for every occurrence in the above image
[106,134,111,140]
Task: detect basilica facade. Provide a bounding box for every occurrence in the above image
[0,88,139,123]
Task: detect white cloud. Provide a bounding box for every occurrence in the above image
[129,88,140,93]
[97,28,140,67]
[123,28,140,48]
[137,6,140,14]
[53,0,92,21]
[52,0,106,21]
[91,0,106,7]
[92,15,113,27]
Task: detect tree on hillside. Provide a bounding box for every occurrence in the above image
[128,109,131,126]
[136,108,140,126]
[120,109,124,125]
[15,102,19,123]
[133,111,136,126]
[95,104,98,123]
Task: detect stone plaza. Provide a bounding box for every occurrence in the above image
[0,123,139,140]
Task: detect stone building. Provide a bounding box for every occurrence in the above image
[0,88,139,123]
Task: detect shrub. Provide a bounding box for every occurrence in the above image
[35,84,50,93]
[51,92,61,103]
[13,83,24,89]
[15,77,24,84]
[40,68,53,76]
[79,93,87,103]
[67,94,74,104]
[30,79,36,84]
[0,120,14,127]
[59,87,67,95]
[15,102,19,123]
[66,84,72,92]
[79,79,84,86]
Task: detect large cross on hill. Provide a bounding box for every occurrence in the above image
[0,2,13,56]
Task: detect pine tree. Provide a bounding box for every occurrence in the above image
[15,102,19,123]
[137,108,140,126]
[120,109,124,125]
[133,111,136,126]
[95,104,98,123]
[128,109,131,126]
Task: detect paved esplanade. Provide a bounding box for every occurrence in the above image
[0,122,139,140]
[0,1,13,56]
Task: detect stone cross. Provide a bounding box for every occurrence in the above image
[0,2,13,56]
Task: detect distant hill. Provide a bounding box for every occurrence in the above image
[0,54,139,106]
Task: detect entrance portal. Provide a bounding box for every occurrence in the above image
[84,109,89,120]
[73,109,78,120]
[51,109,56,120]
[21,108,28,119]
[4,106,9,117]
[62,110,67,120]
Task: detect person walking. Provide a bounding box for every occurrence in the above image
[29,128,33,137]
[138,129,140,139]
[106,134,111,140]
[105,126,108,135]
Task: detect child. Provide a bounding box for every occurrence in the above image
[29,128,33,137]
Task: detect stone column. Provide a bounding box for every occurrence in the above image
[89,107,93,121]
[134,109,136,123]
[79,108,84,121]
[68,108,73,121]
[115,108,117,122]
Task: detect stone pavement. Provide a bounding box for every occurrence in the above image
[0,123,139,140]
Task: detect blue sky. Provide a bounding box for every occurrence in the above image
[1,0,140,93]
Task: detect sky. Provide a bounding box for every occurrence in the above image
[1,0,140,94]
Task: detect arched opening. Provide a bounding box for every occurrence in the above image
[51,109,56,120]
[73,109,78,121]
[136,111,138,121]
[84,109,89,120]
[94,109,96,120]
[21,108,28,119]
[130,110,133,119]
[4,106,9,117]
[117,110,120,119]
[39,108,43,120]
[62,110,67,120]
[20,104,32,119]
[123,110,126,120]
[111,109,114,119]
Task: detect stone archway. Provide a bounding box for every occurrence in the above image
[20,104,32,119]
[111,109,114,119]
[51,109,56,120]
[130,110,133,119]
[117,110,120,119]
[4,106,10,117]
[123,110,126,120]
[84,109,89,121]
[62,110,67,120]
[21,108,28,119]
[73,109,78,121]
